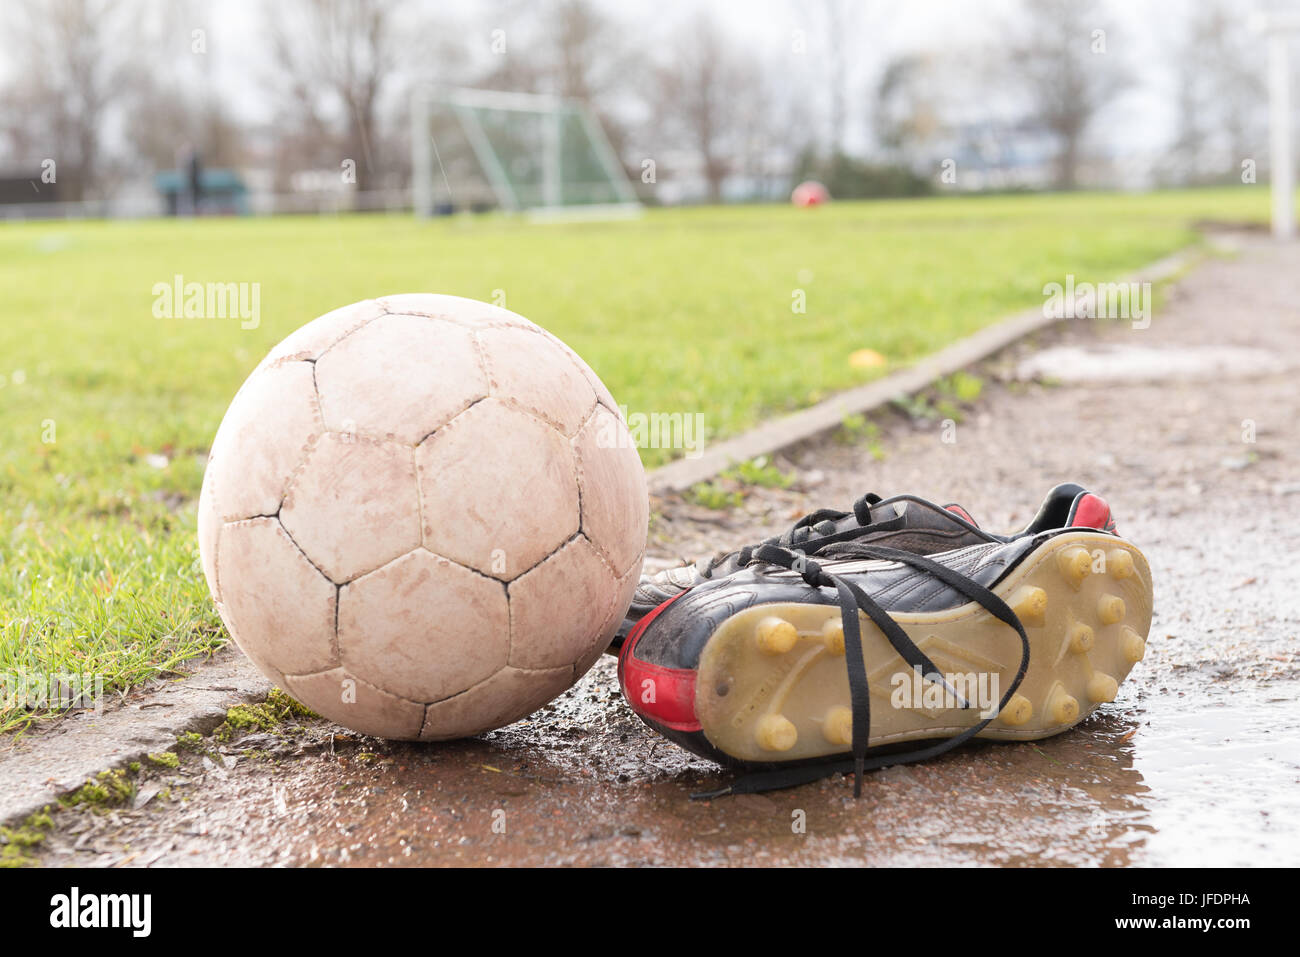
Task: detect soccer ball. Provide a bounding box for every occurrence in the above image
[791,180,830,207]
[197,294,647,740]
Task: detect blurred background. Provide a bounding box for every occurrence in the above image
[1,0,1296,218]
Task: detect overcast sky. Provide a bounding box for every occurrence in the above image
[2,0,1296,160]
[177,0,1294,147]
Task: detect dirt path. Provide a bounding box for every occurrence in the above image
[29,235,1300,867]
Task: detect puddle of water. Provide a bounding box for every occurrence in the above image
[1017,344,1290,384]
[1132,686,1300,867]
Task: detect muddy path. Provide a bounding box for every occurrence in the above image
[30,236,1300,867]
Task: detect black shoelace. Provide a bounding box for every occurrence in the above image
[700,492,900,577]
[692,541,1030,800]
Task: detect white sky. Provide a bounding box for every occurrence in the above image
[2,0,1296,159]
[189,0,1290,151]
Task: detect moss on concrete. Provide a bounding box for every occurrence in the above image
[0,806,57,868]
[213,688,318,743]
[59,768,136,810]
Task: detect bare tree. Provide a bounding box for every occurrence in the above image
[114,0,247,174]
[875,53,946,165]
[820,0,856,156]
[268,0,403,193]
[473,0,626,97]
[473,0,546,93]
[1004,0,1129,189]
[546,0,641,158]
[1167,2,1265,183]
[546,0,616,101]
[470,0,640,162]
[651,13,763,203]
[0,0,133,200]
[124,78,247,173]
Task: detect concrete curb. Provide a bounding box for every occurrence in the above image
[0,243,1203,828]
[0,648,269,826]
[646,246,1197,494]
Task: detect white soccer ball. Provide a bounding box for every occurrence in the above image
[197,294,647,739]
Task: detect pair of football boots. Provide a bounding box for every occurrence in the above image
[615,483,1153,797]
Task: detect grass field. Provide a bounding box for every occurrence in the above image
[0,187,1275,731]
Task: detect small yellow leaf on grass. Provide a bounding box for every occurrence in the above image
[849,348,887,369]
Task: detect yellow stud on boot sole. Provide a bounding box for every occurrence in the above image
[1108,549,1135,580]
[1069,622,1095,654]
[823,706,853,746]
[1010,585,1048,626]
[1047,685,1080,725]
[1121,626,1146,663]
[1057,546,1092,588]
[1098,594,1126,625]
[1088,672,1119,703]
[999,694,1033,726]
[756,616,798,655]
[822,619,845,655]
[756,714,798,752]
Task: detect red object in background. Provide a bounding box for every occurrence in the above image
[791,180,830,207]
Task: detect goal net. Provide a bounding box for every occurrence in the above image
[412,87,640,218]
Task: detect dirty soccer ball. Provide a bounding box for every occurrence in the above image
[197,294,648,740]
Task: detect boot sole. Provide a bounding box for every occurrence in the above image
[694,531,1153,764]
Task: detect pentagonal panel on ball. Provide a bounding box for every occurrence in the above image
[477,324,596,436]
[281,667,426,740]
[216,518,337,678]
[573,406,649,577]
[280,432,421,583]
[207,359,321,522]
[338,549,509,704]
[416,399,579,580]
[507,535,617,670]
[419,663,575,741]
[314,312,488,444]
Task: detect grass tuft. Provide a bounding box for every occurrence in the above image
[723,456,794,490]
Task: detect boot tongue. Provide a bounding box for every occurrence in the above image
[872,500,906,522]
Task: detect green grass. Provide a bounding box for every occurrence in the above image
[723,455,795,490]
[0,187,1276,731]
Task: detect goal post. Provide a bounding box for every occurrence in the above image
[1251,12,1300,240]
[411,86,641,218]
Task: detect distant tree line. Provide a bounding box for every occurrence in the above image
[0,0,1274,205]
